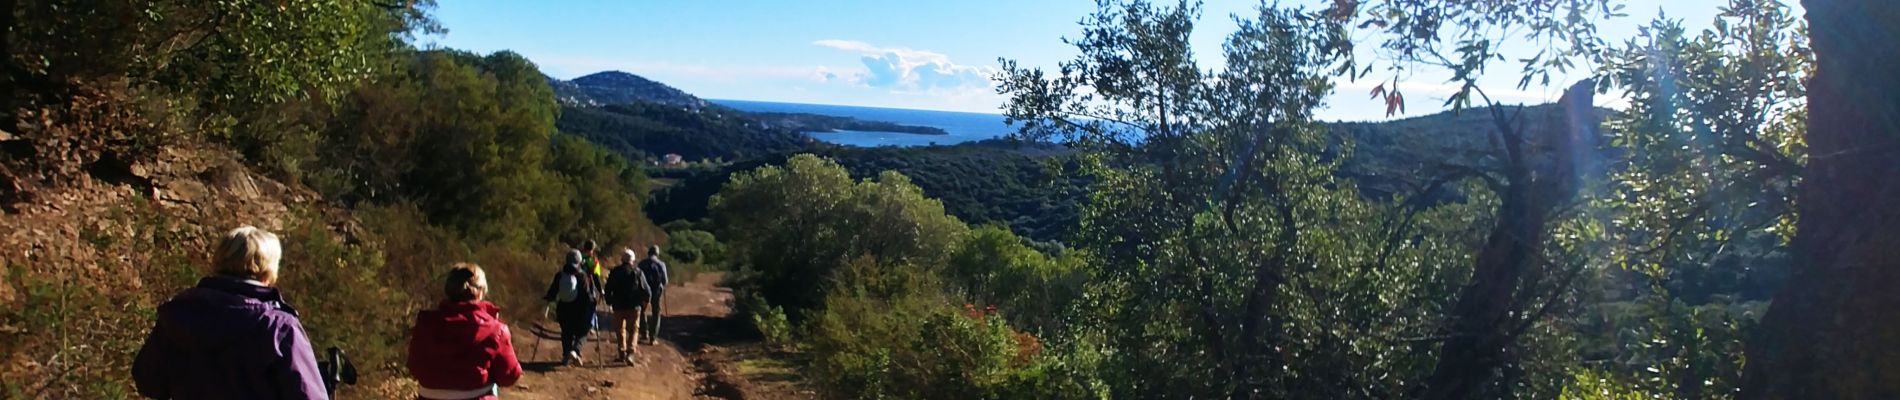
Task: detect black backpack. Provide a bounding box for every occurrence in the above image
[607,264,650,307]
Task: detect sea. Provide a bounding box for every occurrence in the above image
[712,99,1015,147]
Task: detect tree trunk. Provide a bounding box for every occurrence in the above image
[1740,0,1900,398]
[1419,138,1544,400]
[1421,81,1595,400]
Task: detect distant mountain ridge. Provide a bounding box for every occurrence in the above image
[550,71,709,108]
[549,70,954,162]
[1328,103,1615,198]
[548,67,1615,244]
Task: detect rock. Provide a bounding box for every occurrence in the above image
[158,180,207,204]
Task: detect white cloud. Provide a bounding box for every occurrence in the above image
[812,39,997,93]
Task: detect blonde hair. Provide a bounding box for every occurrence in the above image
[214,226,282,283]
[444,263,487,302]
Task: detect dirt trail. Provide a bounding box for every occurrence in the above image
[503,273,744,399]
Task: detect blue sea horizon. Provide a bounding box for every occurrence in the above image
[712,99,1014,147]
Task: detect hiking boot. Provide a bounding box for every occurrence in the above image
[566,351,583,366]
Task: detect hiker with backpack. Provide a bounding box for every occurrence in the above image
[580,240,605,291]
[542,249,600,366]
[132,226,329,400]
[637,245,669,345]
[603,248,652,364]
[408,263,522,400]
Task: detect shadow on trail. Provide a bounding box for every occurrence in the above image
[521,360,630,373]
[525,323,562,340]
[522,361,562,373]
[518,319,641,372]
[657,314,755,353]
[521,311,622,340]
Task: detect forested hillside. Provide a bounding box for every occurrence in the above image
[648,140,1084,243]
[551,70,708,108]
[4,0,1890,398]
[641,103,1599,246]
[0,2,661,397]
[557,102,810,162]
[1328,104,1614,198]
[695,0,1820,399]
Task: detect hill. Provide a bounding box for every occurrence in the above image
[549,71,951,162]
[641,104,1612,245]
[546,69,1609,247]
[551,71,708,108]
[557,102,811,162]
[0,37,667,396]
[648,139,1083,243]
[748,112,949,135]
[1329,103,1614,198]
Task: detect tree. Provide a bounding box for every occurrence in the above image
[1580,3,1810,397]
[1327,0,1622,113]
[1740,0,1900,397]
[1421,79,1600,400]
[945,225,1088,335]
[709,154,968,317]
[1319,1,1633,398]
[1,0,433,202]
[999,2,1495,397]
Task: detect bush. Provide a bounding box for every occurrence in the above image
[0,199,211,399]
[793,256,1094,400]
[275,210,413,397]
[0,264,153,400]
[710,154,967,319]
[664,228,726,266]
[742,293,795,349]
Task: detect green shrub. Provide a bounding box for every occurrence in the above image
[275,209,413,396]
[0,264,151,400]
[664,228,726,266]
[742,293,795,349]
[710,154,967,319]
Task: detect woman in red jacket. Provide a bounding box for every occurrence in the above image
[409,263,523,400]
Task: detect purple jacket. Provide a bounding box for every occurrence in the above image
[133,276,328,400]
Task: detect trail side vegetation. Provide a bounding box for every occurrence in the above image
[0,1,662,397]
[0,0,1893,398]
[649,139,1086,244]
[703,0,1849,399]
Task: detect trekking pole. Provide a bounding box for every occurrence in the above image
[591,302,606,360]
[531,304,548,363]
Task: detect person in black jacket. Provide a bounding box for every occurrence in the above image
[637,245,669,345]
[603,248,650,364]
[542,249,598,366]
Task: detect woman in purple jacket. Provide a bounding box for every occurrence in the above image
[132,226,329,400]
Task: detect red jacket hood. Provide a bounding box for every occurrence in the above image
[407,301,521,394]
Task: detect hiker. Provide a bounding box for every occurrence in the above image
[637,245,669,345]
[408,263,522,400]
[542,249,599,365]
[132,226,329,400]
[603,248,652,364]
[579,240,605,289]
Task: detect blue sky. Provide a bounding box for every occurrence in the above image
[428,1,1782,121]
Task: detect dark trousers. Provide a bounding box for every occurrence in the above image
[560,327,586,355]
[643,291,665,341]
[557,303,594,355]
